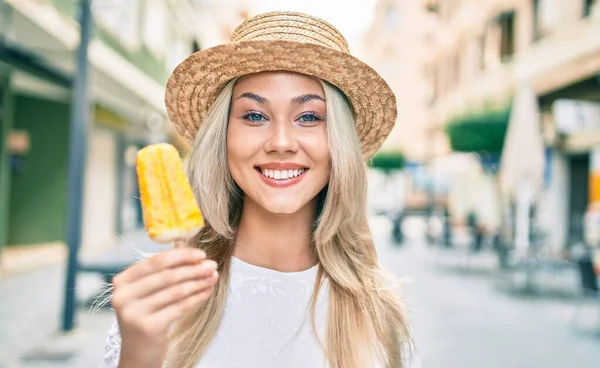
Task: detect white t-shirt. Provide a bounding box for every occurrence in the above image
[102,256,420,368]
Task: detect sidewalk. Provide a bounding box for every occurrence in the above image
[0,231,155,368]
[429,244,582,298]
[0,242,66,279]
[383,241,600,368]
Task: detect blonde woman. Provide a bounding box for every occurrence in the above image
[103,11,419,368]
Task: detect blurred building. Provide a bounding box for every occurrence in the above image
[191,0,258,48]
[0,0,202,259]
[392,0,600,250]
[363,0,447,162]
[362,0,452,216]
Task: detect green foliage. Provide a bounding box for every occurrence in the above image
[445,107,510,154]
[368,151,406,173]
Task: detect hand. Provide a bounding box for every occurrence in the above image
[111,247,218,368]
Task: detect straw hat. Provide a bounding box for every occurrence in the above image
[165,11,397,159]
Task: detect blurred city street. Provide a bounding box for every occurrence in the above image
[2,0,600,367]
[0,217,598,367]
[0,263,113,368]
[373,217,600,368]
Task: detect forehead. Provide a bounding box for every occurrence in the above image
[233,71,324,97]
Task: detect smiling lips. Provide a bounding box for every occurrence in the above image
[255,163,308,187]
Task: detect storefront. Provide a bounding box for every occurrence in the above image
[539,83,600,251]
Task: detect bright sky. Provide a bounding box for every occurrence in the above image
[255,0,379,53]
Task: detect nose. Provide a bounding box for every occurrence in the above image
[264,119,299,153]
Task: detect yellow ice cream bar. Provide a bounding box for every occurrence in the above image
[136,143,204,243]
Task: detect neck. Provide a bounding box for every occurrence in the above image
[233,196,317,272]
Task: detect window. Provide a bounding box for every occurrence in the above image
[435,62,443,98]
[584,0,595,17]
[532,0,541,41]
[478,35,486,71]
[451,53,460,89]
[192,40,201,53]
[482,21,498,68]
[440,59,450,96]
[424,0,439,13]
[425,65,437,106]
[498,12,515,62]
[93,0,140,49]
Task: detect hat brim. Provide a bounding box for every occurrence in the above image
[165,39,397,159]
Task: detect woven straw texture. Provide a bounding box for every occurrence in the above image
[165,11,397,159]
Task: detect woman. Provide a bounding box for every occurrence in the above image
[103,11,418,368]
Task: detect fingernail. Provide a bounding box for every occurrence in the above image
[199,260,217,272]
[194,250,206,260]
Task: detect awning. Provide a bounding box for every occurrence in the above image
[0,40,72,87]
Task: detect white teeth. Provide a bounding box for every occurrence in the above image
[260,168,306,180]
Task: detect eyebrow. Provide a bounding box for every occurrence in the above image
[291,94,326,104]
[235,92,326,105]
[236,92,267,104]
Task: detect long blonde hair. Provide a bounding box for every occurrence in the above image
[169,76,412,367]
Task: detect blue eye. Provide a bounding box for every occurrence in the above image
[299,115,317,122]
[243,112,266,123]
[298,112,323,123]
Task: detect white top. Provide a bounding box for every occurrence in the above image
[102,257,420,368]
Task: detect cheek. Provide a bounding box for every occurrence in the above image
[226,124,246,176]
[226,123,263,185]
[317,141,332,185]
[227,122,264,156]
[303,132,330,168]
[226,122,241,154]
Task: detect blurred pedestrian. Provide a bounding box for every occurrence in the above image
[443,206,452,247]
[467,211,485,252]
[102,11,419,368]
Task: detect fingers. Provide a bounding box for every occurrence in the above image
[110,247,219,361]
[141,271,219,314]
[112,270,218,331]
[147,286,216,327]
[113,248,206,285]
[124,260,218,300]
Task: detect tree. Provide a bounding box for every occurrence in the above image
[445,107,510,154]
[368,150,406,172]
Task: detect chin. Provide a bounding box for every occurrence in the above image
[253,194,308,215]
[261,202,304,215]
